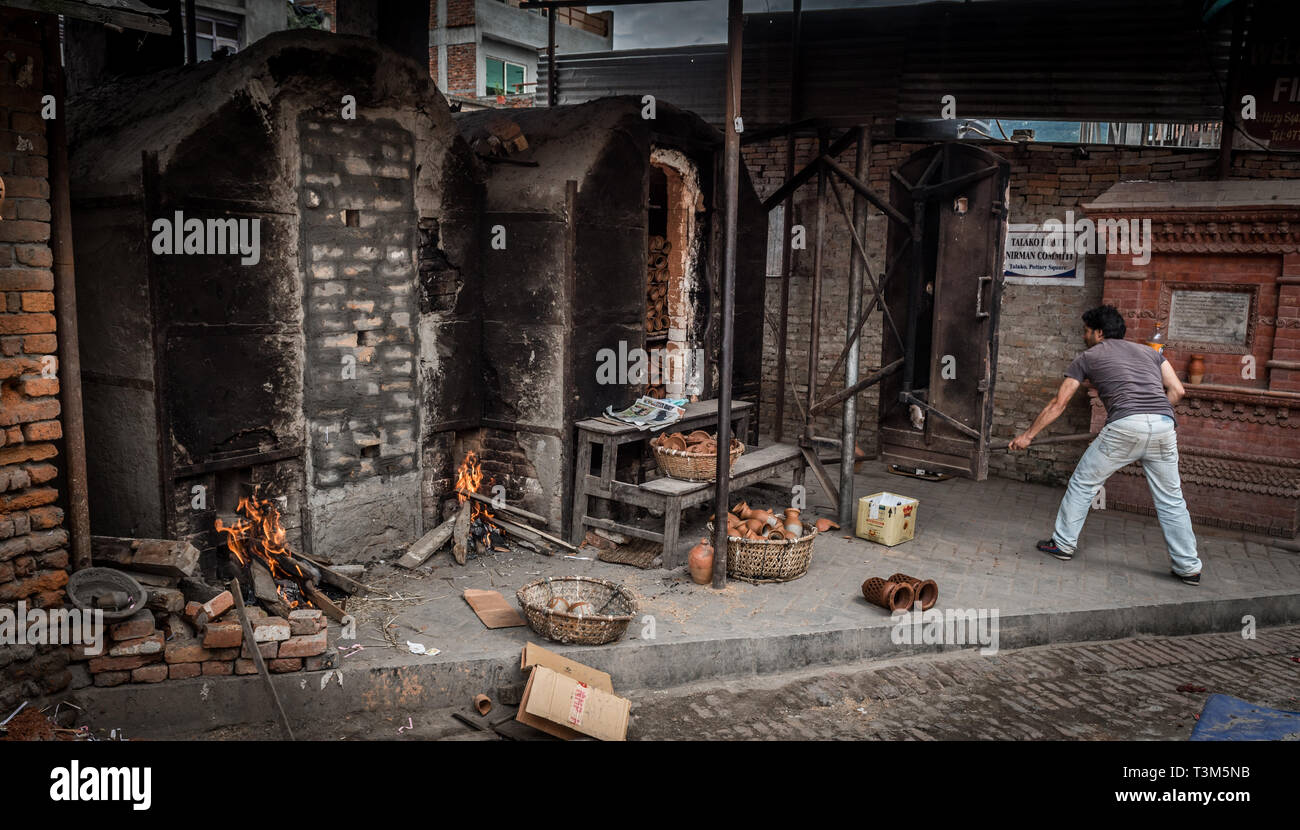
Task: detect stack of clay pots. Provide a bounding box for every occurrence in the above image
[645,235,671,335]
[723,501,805,542]
[651,429,744,482]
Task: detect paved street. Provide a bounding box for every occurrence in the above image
[623,624,1300,740]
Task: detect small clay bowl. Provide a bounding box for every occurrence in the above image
[662,434,687,451]
[687,430,711,444]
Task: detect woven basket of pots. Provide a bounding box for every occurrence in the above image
[515,576,638,645]
[707,522,817,583]
[651,430,744,482]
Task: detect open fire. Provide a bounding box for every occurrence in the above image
[455,451,509,554]
[215,493,315,610]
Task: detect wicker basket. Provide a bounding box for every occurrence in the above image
[707,523,818,583]
[652,440,745,482]
[516,576,638,645]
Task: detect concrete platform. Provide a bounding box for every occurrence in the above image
[77,463,1300,737]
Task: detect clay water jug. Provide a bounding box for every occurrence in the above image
[688,538,715,585]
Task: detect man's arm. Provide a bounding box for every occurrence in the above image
[1160,360,1185,405]
[1009,377,1081,450]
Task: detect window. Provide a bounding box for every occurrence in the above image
[485,57,526,96]
[193,14,241,62]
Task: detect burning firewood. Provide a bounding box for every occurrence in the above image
[452,451,511,563]
[215,493,319,615]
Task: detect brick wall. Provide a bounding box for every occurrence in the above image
[315,0,337,31]
[0,8,71,712]
[744,136,1300,484]
[446,0,476,28]
[445,42,476,97]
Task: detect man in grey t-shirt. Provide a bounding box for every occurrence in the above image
[1009,305,1202,585]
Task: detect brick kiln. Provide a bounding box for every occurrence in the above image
[66,30,481,567]
[1085,181,1300,538]
[454,98,768,533]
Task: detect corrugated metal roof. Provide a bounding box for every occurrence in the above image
[541,0,1231,132]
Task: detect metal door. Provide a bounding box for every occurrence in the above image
[878,143,1010,479]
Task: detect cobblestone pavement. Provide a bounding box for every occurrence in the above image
[622,625,1300,740]
[197,624,1299,741]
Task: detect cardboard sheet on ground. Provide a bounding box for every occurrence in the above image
[517,643,620,740]
[462,589,526,629]
[523,665,629,741]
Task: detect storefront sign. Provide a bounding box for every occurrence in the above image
[1003,223,1084,285]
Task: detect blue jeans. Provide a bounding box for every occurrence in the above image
[1053,413,1202,576]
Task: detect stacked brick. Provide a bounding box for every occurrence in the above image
[78,591,334,688]
[301,118,419,489]
[742,135,1300,485]
[0,8,71,713]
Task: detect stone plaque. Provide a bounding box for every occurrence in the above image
[1168,290,1250,346]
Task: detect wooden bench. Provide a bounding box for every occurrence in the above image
[572,441,804,568]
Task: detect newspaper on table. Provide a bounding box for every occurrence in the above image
[601,396,688,431]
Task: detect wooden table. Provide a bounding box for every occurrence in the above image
[570,400,803,567]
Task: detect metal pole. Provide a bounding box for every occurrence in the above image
[711,0,743,589]
[43,17,92,571]
[837,128,869,525]
[1217,0,1245,180]
[185,0,197,64]
[804,129,828,444]
[547,9,557,106]
[773,0,801,442]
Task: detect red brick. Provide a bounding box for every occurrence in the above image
[0,312,54,335]
[22,333,55,353]
[107,631,163,657]
[0,268,50,290]
[288,608,325,635]
[267,657,302,673]
[201,661,233,676]
[18,291,51,313]
[108,610,155,641]
[12,245,50,268]
[131,664,168,684]
[0,220,50,244]
[241,639,278,659]
[19,377,58,397]
[93,670,130,687]
[252,616,290,642]
[168,662,201,680]
[164,640,211,664]
[37,548,67,570]
[277,630,328,658]
[202,619,243,648]
[0,486,57,512]
[27,503,61,526]
[201,590,234,621]
[88,654,160,673]
[234,658,258,675]
[0,396,60,427]
[0,567,65,600]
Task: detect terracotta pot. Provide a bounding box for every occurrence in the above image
[661,434,687,451]
[744,518,767,535]
[688,538,714,585]
[696,439,718,455]
[750,509,777,528]
[1187,354,1206,385]
[731,500,749,517]
[687,430,711,444]
[887,572,939,611]
[767,528,786,541]
[815,518,840,533]
[783,508,802,536]
[861,577,914,612]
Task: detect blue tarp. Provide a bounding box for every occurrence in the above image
[1189,694,1300,741]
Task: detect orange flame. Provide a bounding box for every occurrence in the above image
[455,450,495,525]
[215,495,311,609]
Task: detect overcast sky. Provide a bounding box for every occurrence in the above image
[588,1,926,49]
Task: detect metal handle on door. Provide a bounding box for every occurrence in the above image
[975,275,993,319]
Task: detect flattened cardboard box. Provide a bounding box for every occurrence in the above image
[523,665,630,742]
[517,643,618,740]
